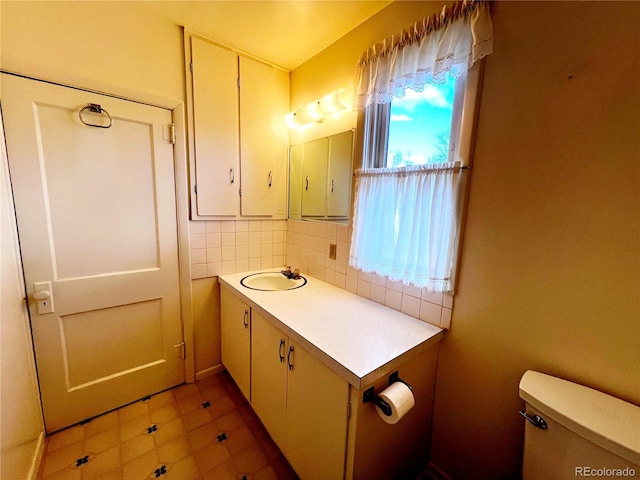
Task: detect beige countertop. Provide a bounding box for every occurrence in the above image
[219,269,444,390]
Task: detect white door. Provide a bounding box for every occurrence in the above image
[1,74,185,433]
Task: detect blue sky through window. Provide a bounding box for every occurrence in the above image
[387,78,456,167]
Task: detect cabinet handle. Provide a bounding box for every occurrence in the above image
[331,179,335,192]
[230,167,235,185]
[305,176,309,191]
[243,309,249,329]
[268,171,273,188]
[279,339,285,363]
[287,345,294,371]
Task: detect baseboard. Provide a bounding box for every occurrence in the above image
[195,364,225,381]
[427,461,453,480]
[27,431,46,480]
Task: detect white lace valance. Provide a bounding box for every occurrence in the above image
[353,0,493,108]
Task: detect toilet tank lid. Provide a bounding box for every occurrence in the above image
[519,370,640,466]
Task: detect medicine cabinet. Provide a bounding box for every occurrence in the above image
[289,130,354,221]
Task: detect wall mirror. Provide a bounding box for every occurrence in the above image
[289,129,354,223]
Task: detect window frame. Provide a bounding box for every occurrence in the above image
[385,73,467,168]
[352,61,486,293]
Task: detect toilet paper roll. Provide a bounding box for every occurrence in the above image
[375,381,415,424]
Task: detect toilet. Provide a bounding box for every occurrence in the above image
[519,370,640,479]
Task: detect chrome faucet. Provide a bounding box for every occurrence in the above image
[281,266,301,279]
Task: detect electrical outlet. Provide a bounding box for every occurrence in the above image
[329,243,337,260]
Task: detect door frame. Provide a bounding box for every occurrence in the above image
[0,70,196,385]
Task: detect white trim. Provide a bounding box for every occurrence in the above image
[448,60,486,294]
[171,102,196,383]
[195,364,226,381]
[27,432,46,480]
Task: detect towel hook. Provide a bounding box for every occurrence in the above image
[79,103,112,129]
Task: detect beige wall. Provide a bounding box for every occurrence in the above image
[289,1,640,479]
[1,122,44,478]
[0,1,185,103]
[431,2,640,478]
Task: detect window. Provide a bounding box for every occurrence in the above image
[387,77,460,168]
[349,1,493,293]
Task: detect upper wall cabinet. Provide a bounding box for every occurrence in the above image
[185,32,289,219]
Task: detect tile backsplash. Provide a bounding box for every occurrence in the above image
[284,219,452,330]
[189,220,286,280]
[188,218,452,329]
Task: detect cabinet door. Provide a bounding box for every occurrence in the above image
[327,130,353,217]
[239,56,274,216]
[220,287,251,400]
[251,312,288,449]
[191,37,240,216]
[286,339,349,480]
[301,137,329,217]
[289,144,304,219]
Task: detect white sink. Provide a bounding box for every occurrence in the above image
[240,272,307,291]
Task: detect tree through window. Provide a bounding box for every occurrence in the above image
[387,76,458,168]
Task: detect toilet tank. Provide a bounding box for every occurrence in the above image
[519,370,640,480]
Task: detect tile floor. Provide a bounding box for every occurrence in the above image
[38,371,298,480]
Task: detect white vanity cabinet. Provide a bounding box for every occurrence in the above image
[251,311,349,480]
[219,272,444,480]
[186,33,289,219]
[220,287,251,400]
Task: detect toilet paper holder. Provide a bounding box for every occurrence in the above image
[363,371,412,417]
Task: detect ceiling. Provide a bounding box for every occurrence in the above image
[143,1,392,71]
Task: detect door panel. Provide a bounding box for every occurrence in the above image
[37,102,160,277]
[1,73,185,432]
[61,299,164,389]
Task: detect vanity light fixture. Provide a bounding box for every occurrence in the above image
[284,89,350,129]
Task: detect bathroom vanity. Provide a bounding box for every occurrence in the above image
[219,270,444,480]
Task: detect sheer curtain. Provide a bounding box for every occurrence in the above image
[351,164,462,290]
[349,0,493,293]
